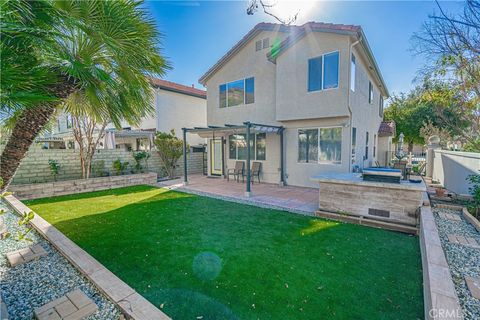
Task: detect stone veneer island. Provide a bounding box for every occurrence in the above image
[311,173,427,226]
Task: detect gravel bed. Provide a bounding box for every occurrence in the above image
[0,202,120,320]
[433,205,480,319]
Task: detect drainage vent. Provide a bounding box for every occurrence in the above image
[368,208,390,218]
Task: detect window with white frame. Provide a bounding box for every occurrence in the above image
[308,51,339,92]
[219,77,255,108]
[352,127,357,163]
[298,127,342,164]
[350,54,356,92]
[229,133,266,160]
[365,132,369,160]
[368,81,374,104]
[379,96,384,117]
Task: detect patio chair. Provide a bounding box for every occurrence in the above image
[227,161,244,182]
[243,161,262,184]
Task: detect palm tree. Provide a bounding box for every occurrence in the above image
[0,0,169,191]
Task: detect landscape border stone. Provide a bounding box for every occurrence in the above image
[462,207,480,233]
[420,198,463,320]
[9,173,158,200]
[3,195,170,320]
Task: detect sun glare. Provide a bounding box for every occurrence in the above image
[266,0,317,24]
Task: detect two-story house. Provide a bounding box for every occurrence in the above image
[185,22,391,188]
[40,78,207,150]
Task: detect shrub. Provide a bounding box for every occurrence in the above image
[467,172,480,218]
[48,159,60,181]
[154,130,185,179]
[92,160,108,177]
[132,151,150,173]
[112,159,129,176]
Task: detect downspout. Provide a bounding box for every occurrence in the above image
[347,35,362,172]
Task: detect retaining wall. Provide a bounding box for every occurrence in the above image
[9,173,158,200]
[0,146,203,185]
[420,202,463,319]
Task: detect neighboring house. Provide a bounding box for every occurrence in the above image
[187,22,390,188]
[377,120,396,166]
[39,79,207,150]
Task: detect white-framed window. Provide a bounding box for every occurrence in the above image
[66,114,73,129]
[298,127,342,164]
[229,133,266,160]
[365,132,369,160]
[352,127,357,163]
[219,77,255,108]
[368,81,374,104]
[379,96,384,117]
[350,54,356,92]
[308,51,339,92]
[255,40,262,51]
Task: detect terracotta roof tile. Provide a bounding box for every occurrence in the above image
[378,121,396,136]
[149,77,206,99]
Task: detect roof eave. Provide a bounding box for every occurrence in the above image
[358,29,389,98]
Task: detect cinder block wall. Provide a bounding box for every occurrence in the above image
[0,146,204,185]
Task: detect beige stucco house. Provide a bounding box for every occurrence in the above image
[40,79,207,150]
[185,22,392,188]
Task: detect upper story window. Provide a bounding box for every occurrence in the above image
[219,77,255,108]
[298,127,342,164]
[308,51,339,92]
[255,38,270,51]
[368,81,374,104]
[379,96,384,117]
[262,38,269,49]
[350,54,356,92]
[66,114,73,129]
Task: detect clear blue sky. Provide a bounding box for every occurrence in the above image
[144,1,463,97]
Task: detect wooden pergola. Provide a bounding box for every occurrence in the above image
[182,122,284,196]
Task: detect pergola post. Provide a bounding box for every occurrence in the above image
[245,122,252,197]
[279,128,285,186]
[182,128,188,186]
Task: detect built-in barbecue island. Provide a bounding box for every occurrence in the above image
[310,170,427,233]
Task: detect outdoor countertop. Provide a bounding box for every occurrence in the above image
[310,172,427,191]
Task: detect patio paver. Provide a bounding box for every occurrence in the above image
[465,277,480,300]
[438,212,462,221]
[34,289,97,320]
[159,174,319,214]
[447,234,480,248]
[6,244,47,267]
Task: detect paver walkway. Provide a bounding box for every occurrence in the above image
[6,244,47,267]
[158,174,319,213]
[34,289,97,320]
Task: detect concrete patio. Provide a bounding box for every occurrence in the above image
[158,174,319,214]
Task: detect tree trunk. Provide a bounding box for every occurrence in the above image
[0,104,57,192]
[0,79,76,192]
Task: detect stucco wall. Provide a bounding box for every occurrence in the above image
[3,146,204,185]
[432,150,480,196]
[283,117,351,188]
[154,88,207,145]
[349,44,384,169]
[204,30,288,127]
[275,32,351,121]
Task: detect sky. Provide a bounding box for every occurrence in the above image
[144,1,464,97]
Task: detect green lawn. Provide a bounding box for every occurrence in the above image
[26,185,423,319]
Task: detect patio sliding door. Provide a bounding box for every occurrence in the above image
[210,139,223,176]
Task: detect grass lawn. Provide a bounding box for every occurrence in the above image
[26,185,423,319]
